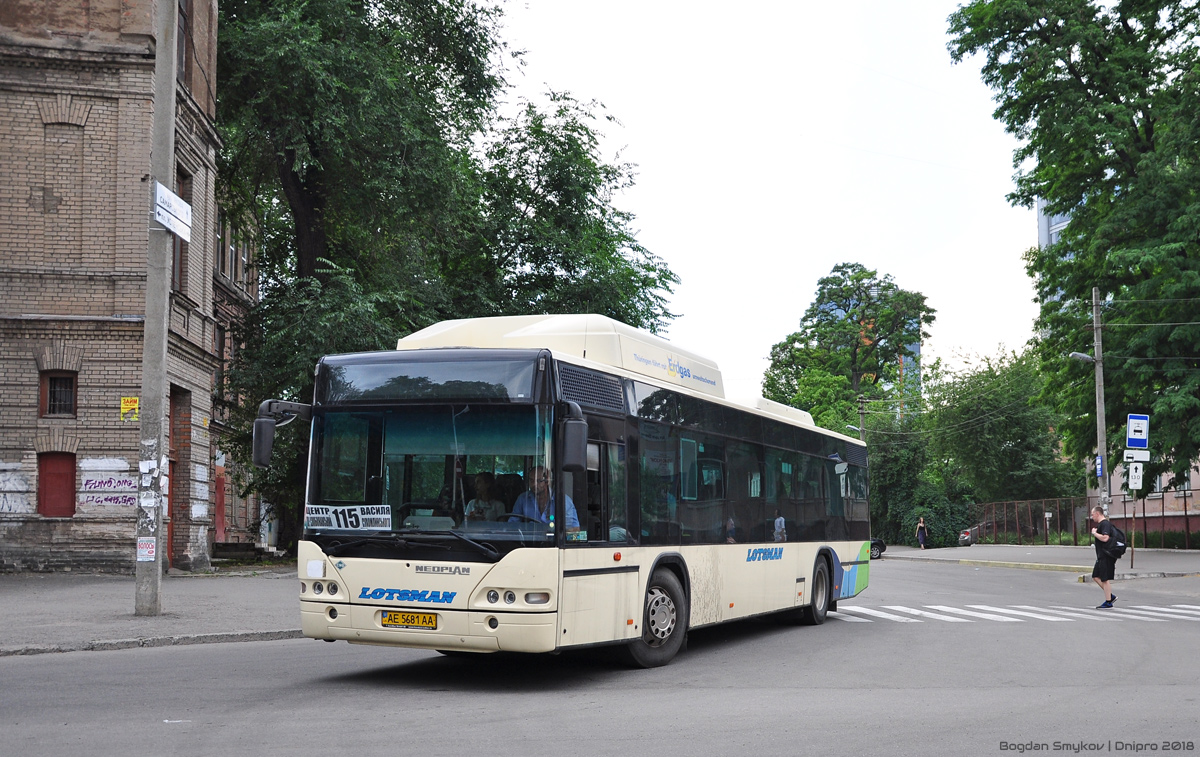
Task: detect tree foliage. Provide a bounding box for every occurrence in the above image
[926,352,1081,502]
[864,354,1081,545]
[215,1,679,547]
[948,0,1200,490]
[763,262,935,431]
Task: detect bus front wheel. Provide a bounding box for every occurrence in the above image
[625,569,688,668]
[800,558,831,626]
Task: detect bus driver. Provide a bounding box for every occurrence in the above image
[512,466,580,529]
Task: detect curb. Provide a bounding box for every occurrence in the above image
[882,555,1200,582]
[1075,571,1200,583]
[884,555,1085,573]
[0,629,303,658]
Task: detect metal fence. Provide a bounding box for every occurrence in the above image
[967,498,1092,546]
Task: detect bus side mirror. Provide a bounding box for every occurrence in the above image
[252,417,276,469]
[562,417,587,473]
[560,401,587,473]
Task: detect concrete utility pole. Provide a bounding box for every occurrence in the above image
[857,395,866,442]
[1091,287,1110,512]
[135,0,179,616]
[1069,287,1110,515]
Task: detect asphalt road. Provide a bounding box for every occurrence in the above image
[4,560,1199,757]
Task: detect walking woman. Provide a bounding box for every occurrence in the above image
[915,517,929,550]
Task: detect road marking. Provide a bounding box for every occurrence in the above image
[882,605,972,622]
[1109,607,1200,621]
[925,605,1022,621]
[1011,605,1123,621]
[830,604,1196,624]
[968,605,1072,621]
[1131,605,1200,618]
[1051,605,1167,621]
[827,610,872,622]
[836,606,922,622]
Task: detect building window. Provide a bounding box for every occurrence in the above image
[40,371,77,417]
[216,210,227,276]
[240,235,251,291]
[171,172,192,293]
[177,0,190,85]
[38,452,76,517]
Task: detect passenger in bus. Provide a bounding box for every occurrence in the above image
[512,466,580,528]
[465,472,505,522]
[774,509,787,542]
[724,516,740,544]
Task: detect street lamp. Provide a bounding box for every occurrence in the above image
[1068,287,1110,511]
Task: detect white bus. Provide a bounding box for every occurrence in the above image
[253,314,871,667]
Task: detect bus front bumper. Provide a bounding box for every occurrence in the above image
[300,599,558,653]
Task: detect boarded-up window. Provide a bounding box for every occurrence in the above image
[38,453,76,517]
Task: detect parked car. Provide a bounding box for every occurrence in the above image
[870,538,886,559]
[958,526,979,547]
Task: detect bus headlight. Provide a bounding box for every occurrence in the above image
[327,582,339,596]
[487,590,499,603]
[524,592,550,605]
[313,582,324,595]
[504,591,516,604]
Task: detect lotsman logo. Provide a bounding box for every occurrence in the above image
[746,547,784,562]
[358,587,457,603]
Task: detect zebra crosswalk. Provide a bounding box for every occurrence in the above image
[830,603,1200,624]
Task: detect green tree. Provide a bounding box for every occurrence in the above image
[948,0,1200,490]
[218,0,504,283]
[451,93,678,331]
[763,262,935,426]
[927,352,1082,503]
[216,2,679,549]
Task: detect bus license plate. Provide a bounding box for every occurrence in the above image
[381,611,437,630]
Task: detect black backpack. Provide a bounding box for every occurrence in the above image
[1106,524,1128,559]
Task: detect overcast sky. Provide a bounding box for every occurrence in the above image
[499,1,1039,401]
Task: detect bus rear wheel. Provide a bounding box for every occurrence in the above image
[800,558,831,626]
[625,569,688,668]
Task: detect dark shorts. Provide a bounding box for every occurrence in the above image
[1093,558,1116,582]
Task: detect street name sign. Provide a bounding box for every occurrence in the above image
[154,181,192,242]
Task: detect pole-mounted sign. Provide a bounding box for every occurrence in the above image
[154,181,192,242]
[1126,413,1149,449]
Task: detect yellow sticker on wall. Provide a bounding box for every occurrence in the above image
[121,396,139,421]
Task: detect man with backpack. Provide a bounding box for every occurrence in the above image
[1090,505,1123,608]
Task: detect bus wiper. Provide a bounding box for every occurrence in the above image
[404,530,500,562]
[323,534,409,556]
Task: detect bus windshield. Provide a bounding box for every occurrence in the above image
[305,404,554,549]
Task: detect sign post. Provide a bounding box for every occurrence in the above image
[1123,413,1149,570]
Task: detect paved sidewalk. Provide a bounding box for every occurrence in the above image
[4,545,1199,657]
[882,543,1200,581]
[0,565,301,657]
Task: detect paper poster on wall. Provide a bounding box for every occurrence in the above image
[121,397,139,421]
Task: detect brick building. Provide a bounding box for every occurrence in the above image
[0,0,259,572]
